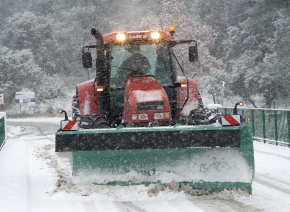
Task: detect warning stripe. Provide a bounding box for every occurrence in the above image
[62,120,77,130]
[223,115,240,125]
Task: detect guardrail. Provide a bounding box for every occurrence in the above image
[220,107,290,148]
[0,112,6,150]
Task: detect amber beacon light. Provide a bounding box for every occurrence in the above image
[168,25,175,36]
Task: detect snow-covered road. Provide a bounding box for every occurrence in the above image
[0,117,290,212]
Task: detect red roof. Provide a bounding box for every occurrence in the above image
[103,30,172,44]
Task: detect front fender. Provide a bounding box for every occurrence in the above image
[76,80,98,115]
[177,76,199,116]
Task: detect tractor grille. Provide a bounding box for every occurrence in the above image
[137,101,164,110]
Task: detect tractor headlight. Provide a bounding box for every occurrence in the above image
[180,82,187,87]
[154,113,164,119]
[154,112,170,119]
[96,86,104,92]
[138,113,148,120]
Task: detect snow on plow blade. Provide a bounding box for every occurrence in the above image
[55,123,254,193]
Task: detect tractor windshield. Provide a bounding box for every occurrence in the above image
[110,43,173,88]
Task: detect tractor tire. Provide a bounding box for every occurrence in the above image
[72,95,109,129]
[93,116,109,128]
[80,115,109,129]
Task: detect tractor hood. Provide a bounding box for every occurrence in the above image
[123,76,171,125]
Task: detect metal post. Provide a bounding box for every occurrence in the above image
[251,110,255,138]
[274,110,278,146]
[287,111,290,149]
[262,110,266,143]
[221,81,225,106]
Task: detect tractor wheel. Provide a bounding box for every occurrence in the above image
[79,115,109,129]
[72,95,109,129]
[93,116,109,128]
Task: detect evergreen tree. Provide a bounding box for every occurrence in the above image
[2,12,59,75]
[140,0,221,77]
[222,1,280,107]
[0,47,42,108]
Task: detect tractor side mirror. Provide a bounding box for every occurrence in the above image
[189,45,198,62]
[82,50,92,68]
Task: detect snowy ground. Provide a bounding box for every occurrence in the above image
[0,117,290,212]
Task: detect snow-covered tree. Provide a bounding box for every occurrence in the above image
[140,0,221,76]
[50,6,98,77]
[1,12,58,76]
[1,0,290,110]
[259,17,290,108]
[36,74,66,102]
[0,47,42,108]
[222,1,281,107]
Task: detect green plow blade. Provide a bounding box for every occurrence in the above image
[56,123,255,193]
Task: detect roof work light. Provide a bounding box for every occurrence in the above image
[150,32,161,39]
[116,33,126,42]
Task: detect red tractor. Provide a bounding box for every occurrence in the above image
[74,26,215,129]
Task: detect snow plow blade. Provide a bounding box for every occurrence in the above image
[55,123,254,193]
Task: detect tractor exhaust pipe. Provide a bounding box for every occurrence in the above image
[91,28,104,49]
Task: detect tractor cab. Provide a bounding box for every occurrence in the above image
[108,41,176,126]
[109,42,173,88]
